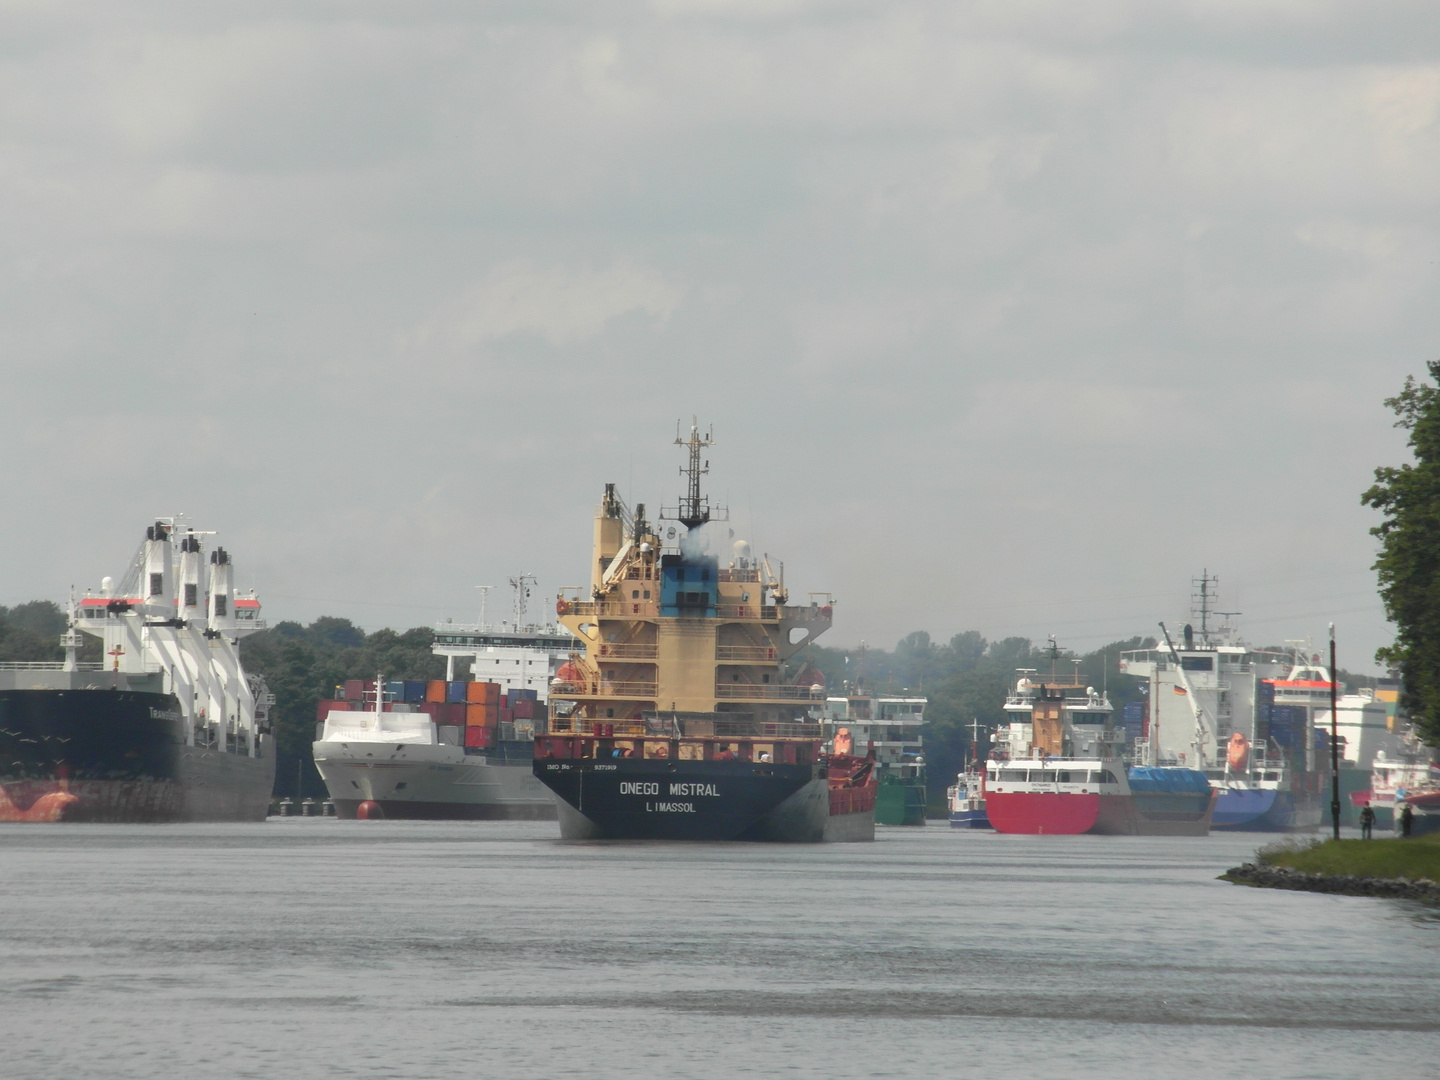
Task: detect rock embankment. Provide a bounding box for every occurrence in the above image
[1222,862,1440,901]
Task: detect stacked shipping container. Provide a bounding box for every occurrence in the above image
[316,680,542,751]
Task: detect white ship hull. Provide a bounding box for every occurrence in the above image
[313,740,557,820]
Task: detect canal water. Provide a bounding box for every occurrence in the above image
[0,822,1435,1079]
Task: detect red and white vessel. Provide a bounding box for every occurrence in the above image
[983,653,1215,836]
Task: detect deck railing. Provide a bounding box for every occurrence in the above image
[715,645,777,661]
[714,683,825,701]
[595,643,658,660]
[0,661,104,671]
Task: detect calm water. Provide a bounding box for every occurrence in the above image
[1,821,1435,1079]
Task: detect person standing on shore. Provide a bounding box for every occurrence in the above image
[1360,803,1375,839]
[1401,802,1414,838]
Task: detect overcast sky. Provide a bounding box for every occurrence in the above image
[4,0,1437,672]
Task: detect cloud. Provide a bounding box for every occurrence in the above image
[411,259,685,350]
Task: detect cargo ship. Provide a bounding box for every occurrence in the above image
[312,675,557,820]
[0,520,276,822]
[1118,575,1327,831]
[532,422,875,842]
[983,655,1215,836]
[311,586,577,820]
[820,692,927,825]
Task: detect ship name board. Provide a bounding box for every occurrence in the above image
[668,783,718,797]
[646,801,695,813]
[620,781,660,795]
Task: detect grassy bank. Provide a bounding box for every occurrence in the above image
[1257,834,1440,881]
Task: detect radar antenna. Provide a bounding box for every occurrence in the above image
[1191,570,1220,646]
[662,418,727,530]
[509,574,536,630]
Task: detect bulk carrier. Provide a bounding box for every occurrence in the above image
[532,423,876,841]
[0,520,275,822]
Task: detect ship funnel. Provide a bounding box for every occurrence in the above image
[208,548,235,630]
[142,522,174,614]
[178,531,204,618]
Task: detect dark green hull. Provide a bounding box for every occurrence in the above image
[875,781,926,826]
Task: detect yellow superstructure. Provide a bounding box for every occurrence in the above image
[549,427,833,730]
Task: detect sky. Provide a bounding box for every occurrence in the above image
[3,0,1437,673]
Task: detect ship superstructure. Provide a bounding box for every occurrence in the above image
[0,520,276,822]
[533,423,875,841]
[432,576,579,700]
[820,693,927,825]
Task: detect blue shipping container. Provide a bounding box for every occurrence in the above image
[386,680,405,701]
[403,680,427,703]
[447,680,468,704]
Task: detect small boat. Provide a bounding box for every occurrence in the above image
[947,769,990,829]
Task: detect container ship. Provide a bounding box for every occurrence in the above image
[311,588,577,820]
[983,652,1215,836]
[1113,574,1405,831]
[0,520,276,822]
[312,675,556,820]
[531,423,875,842]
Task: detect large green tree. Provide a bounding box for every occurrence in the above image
[1362,360,1440,744]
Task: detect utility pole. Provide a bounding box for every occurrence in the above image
[1329,624,1340,841]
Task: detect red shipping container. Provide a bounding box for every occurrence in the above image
[342,680,364,702]
[466,703,498,727]
[418,702,441,719]
[466,681,501,705]
[498,707,514,725]
[512,700,534,720]
[464,726,493,749]
[315,699,352,722]
[445,702,469,725]
[425,679,447,703]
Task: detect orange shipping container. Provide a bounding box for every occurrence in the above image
[466,681,501,705]
[425,679,447,703]
[466,703,499,727]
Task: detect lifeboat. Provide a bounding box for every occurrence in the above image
[1226,732,1250,773]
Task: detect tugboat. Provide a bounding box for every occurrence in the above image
[948,720,991,829]
[532,423,876,841]
[0,520,276,822]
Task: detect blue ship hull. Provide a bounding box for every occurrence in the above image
[1212,786,1322,832]
[949,809,991,829]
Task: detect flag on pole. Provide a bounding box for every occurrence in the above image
[1172,686,1188,696]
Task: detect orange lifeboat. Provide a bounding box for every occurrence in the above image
[833,727,853,755]
[1226,731,1250,773]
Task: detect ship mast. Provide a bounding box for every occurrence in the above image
[667,419,720,531]
[1191,570,1219,647]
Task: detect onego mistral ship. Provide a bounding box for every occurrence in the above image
[531,423,876,841]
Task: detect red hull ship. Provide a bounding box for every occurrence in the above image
[983,650,1214,837]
